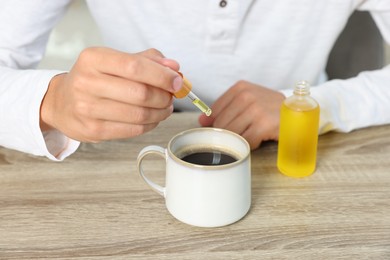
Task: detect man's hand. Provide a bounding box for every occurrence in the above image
[40,47,182,142]
[199,80,285,150]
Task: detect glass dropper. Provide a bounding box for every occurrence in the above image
[174,72,212,116]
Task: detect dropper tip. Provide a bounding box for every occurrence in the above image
[192,98,212,117]
[205,108,212,117]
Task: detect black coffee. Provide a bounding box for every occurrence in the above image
[180,150,238,166]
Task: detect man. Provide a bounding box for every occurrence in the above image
[1,0,389,160]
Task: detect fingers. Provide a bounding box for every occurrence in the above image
[198,81,284,150]
[76,98,173,125]
[198,82,246,127]
[241,125,264,150]
[212,91,253,134]
[202,81,253,132]
[68,103,173,143]
[77,47,183,93]
[85,73,174,109]
[77,121,160,143]
[212,100,262,149]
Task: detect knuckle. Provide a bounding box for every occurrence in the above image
[133,85,150,103]
[154,71,169,90]
[124,57,143,76]
[236,89,254,104]
[73,101,90,117]
[233,80,249,91]
[78,47,96,63]
[145,48,163,57]
[129,124,153,137]
[132,108,151,123]
[85,121,104,141]
[131,126,145,137]
[73,99,99,119]
[249,103,262,114]
[71,75,89,93]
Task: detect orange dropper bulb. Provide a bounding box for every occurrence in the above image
[174,72,192,98]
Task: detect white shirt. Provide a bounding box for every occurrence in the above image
[1,0,390,160]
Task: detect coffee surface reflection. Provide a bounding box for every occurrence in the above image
[180,150,237,166]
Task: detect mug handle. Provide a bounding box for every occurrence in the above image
[137,145,166,197]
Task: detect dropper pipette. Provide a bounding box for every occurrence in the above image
[174,73,212,116]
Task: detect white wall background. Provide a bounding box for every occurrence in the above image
[38,0,102,70]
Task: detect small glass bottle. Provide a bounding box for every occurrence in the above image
[277,81,320,178]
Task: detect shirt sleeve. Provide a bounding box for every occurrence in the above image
[281,3,390,135]
[0,0,80,161]
[313,66,390,134]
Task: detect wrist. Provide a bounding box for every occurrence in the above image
[40,73,65,132]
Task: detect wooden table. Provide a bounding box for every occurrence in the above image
[1,112,389,259]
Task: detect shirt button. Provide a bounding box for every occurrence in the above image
[219,0,227,8]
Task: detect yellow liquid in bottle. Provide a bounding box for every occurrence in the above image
[277,102,320,178]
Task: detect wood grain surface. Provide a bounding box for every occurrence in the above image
[1,112,389,259]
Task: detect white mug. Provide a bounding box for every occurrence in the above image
[136,128,251,227]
